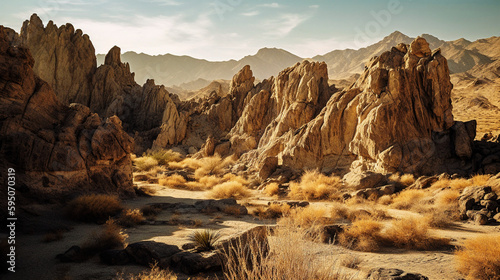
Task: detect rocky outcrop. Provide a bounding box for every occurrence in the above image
[20,14,96,106]
[234,37,476,177]
[0,26,134,200]
[18,15,187,153]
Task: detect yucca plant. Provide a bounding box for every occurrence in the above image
[188,229,221,251]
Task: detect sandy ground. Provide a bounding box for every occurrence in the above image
[3,182,500,280]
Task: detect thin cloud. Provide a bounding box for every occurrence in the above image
[262,13,311,37]
[241,11,260,17]
[259,3,280,8]
[147,0,182,6]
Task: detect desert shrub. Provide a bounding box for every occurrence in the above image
[455,234,500,280]
[141,205,162,219]
[188,229,221,251]
[222,173,249,185]
[185,175,222,191]
[159,174,187,189]
[209,181,250,199]
[331,203,352,221]
[117,209,144,227]
[254,203,291,219]
[423,208,457,228]
[168,157,203,170]
[340,255,362,269]
[134,156,159,172]
[66,194,124,223]
[469,174,492,187]
[194,155,235,179]
[280,206,329,228]
[191,219,203,228]
[377,195,393,205]
[115,263,177,280]
[383,217,450,250]
[389,173,415,187]
[146,149,182,166]
[222,225,349,280]
[82,219,128,255]
[433,189,460,207]
[263,183,280,197]
[288,170,343,200]
[390,189,426,210]
[223,205,246,216]
[338,218,383,252]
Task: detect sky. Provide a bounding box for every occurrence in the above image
[1,0,499,61]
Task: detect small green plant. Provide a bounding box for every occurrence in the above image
[188,229,221,251]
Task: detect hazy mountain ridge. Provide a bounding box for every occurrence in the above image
[97,31,500,88]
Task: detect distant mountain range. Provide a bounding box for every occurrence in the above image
[97,31,500,89]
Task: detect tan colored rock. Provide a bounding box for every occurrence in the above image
[0,26,134,200]
[20,14,96,106]
[409,36,432,57]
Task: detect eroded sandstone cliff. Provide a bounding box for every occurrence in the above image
[0,26,134,200]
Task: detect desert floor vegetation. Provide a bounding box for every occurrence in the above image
[288,170,344,200]
[209,181,251,199]
[66,194,124,223]
[81,219,128,256]
[115,263,177,280]
[455,234,500,280]
[222,225,351,280]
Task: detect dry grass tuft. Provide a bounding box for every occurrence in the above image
[263,183,280,197]
[390,189,426,210]
[147,149,182,166]
[117,209,144,227]
[134,157,159,172]
[254,203,291,219]
[288,170,343,200]
[223,205,246,216]
[455,234,500,280]
[159,174,187,189]
[470,174,492,187]
[115,263,177,280]
[141,205,162,219]
[338,218,383,252]
[384,217,450,250]
[82,219,128,255]
[66,194,124,223]
[222,225,349,280]
[389,173,415,187]
[280,206,329,228]
[340,255,362,269]
[194,155,235,179]
[209,181,251,199]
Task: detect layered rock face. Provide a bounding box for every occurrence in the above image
[0,26,134,199]
[20,14,96,105]
[229,37,477,176]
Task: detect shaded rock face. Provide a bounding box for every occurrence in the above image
[0,26,134,200]
[20,14,96,106]
[18,14,186,153]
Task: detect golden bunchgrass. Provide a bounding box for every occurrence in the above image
[455,234,500,280]
[288,170,343,200]
[209,181,251,199]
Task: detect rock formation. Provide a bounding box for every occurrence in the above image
[20,14,96,105]
[18,14,187,154]
[0,26,134,200]
[225,37,482,178]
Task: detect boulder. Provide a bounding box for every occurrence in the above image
[344,171,387,190]
[56,246,85,263]
[170,250,221,275]
[367,268,429,280]
[125,241,181,268]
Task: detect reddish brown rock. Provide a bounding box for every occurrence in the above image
[0,26,134,200]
